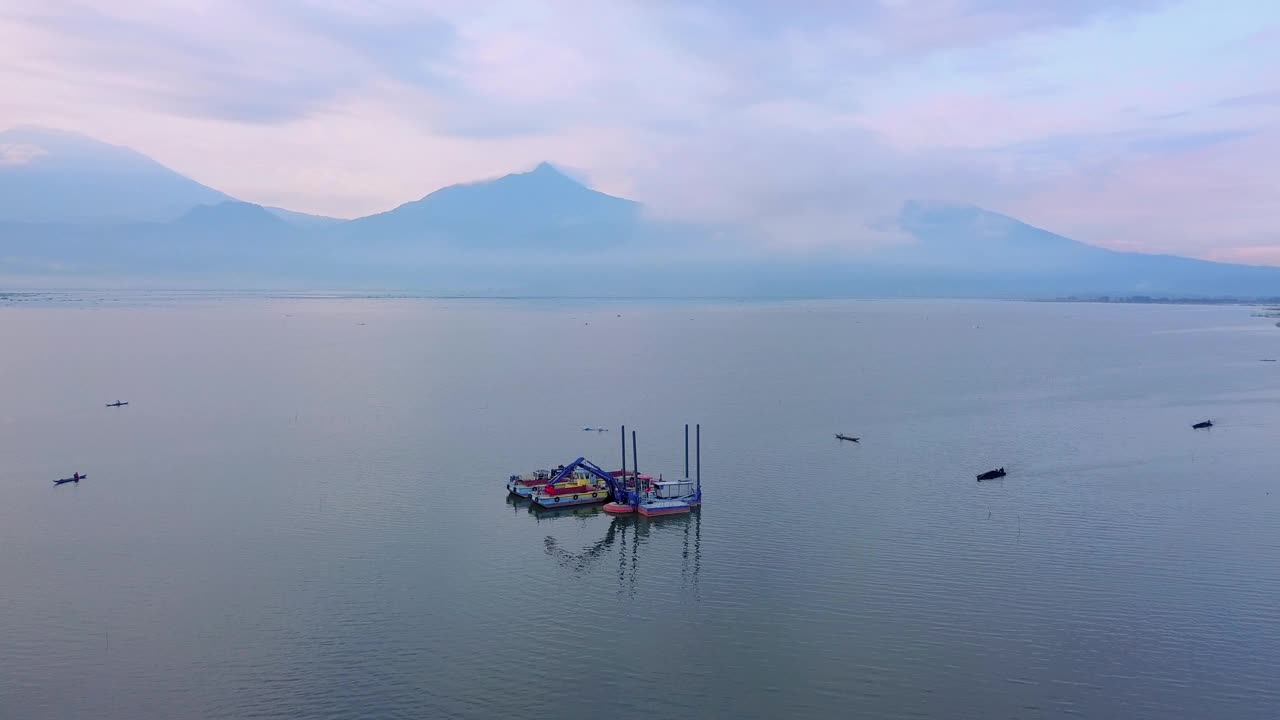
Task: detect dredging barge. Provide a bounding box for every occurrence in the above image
[509,424,704,516]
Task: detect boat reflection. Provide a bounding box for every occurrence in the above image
[505,492,607,520]
[504,493,527,515]
[527,501,605,521]
[543,510,702,595]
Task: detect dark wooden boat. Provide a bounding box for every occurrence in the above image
[106,401,129,407]
[976,468,1006,481]
[835,434,859,442]
[54,474,85,485]
[1192,420,1213,429]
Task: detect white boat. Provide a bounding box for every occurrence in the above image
[636,477,700,517]
[506,468,555,497]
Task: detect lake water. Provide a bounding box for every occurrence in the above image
[2,296,1278,719]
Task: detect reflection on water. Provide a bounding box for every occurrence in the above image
[543,511,703,597]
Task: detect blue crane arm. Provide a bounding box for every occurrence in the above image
[549,457,628,501]
[580,458,640,504]
[577,459,619,488]
[549,457,587,485]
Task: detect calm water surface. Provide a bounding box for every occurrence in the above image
[1,297,1278,719]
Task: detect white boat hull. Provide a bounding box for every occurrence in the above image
[506,481,540,497]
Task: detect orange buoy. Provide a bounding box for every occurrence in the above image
[602,502,634,514]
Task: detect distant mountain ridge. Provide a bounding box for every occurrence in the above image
[175,201,287,228]
[2,125,1279,297]
[894,201,1112,270]
[0,126,230,222]
[332,162,644,251]
[880,202,1280,297]
[0,126,339,227]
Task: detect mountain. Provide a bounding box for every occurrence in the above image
[881,203,1280,297]
[0,126,230,222]
[173,200,289,233]
[264,206,344,228]
[332,162,647,251]
[0,199,320,281]
[2,127,1279,297]
[0,126,336,227]
[892,201,1113,272]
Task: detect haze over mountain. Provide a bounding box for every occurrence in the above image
[335,162,646,252]
[0,126,229,223]
[876,203,1280,297]
[2,128,1278,298]
[0,127,339,227]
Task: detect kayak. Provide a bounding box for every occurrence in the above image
[54,474,86,485]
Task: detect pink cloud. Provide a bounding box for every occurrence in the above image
[0,143,48,165]
[1206,246,1280,265]
[856,93,1102,150]
[1006,128,1280,261]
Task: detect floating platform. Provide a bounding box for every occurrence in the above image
[637,499,691,517]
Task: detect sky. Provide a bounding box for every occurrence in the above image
[1,0,1278,262]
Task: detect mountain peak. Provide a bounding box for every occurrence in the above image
[509,161,582,187]
[899,200,985,227]
[340,160,641,251]
[424,160,615,201]
[890,199,1107,273]
[175,200,284,226]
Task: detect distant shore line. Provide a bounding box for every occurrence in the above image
[1044,296,1280,306]
[4,290,1280,307]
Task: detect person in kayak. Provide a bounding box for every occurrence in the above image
[72,472,81,481]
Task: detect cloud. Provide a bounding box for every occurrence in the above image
[1,0,1278,261]
[0,143,48,166]
[0,0,459,124]
[1215,90,1280,109]
[1128,128,1261,154]
[1007,125,1280,262]
[1206,245,1280,266]
[651,0,1173,67]
[630,118,1012,254]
